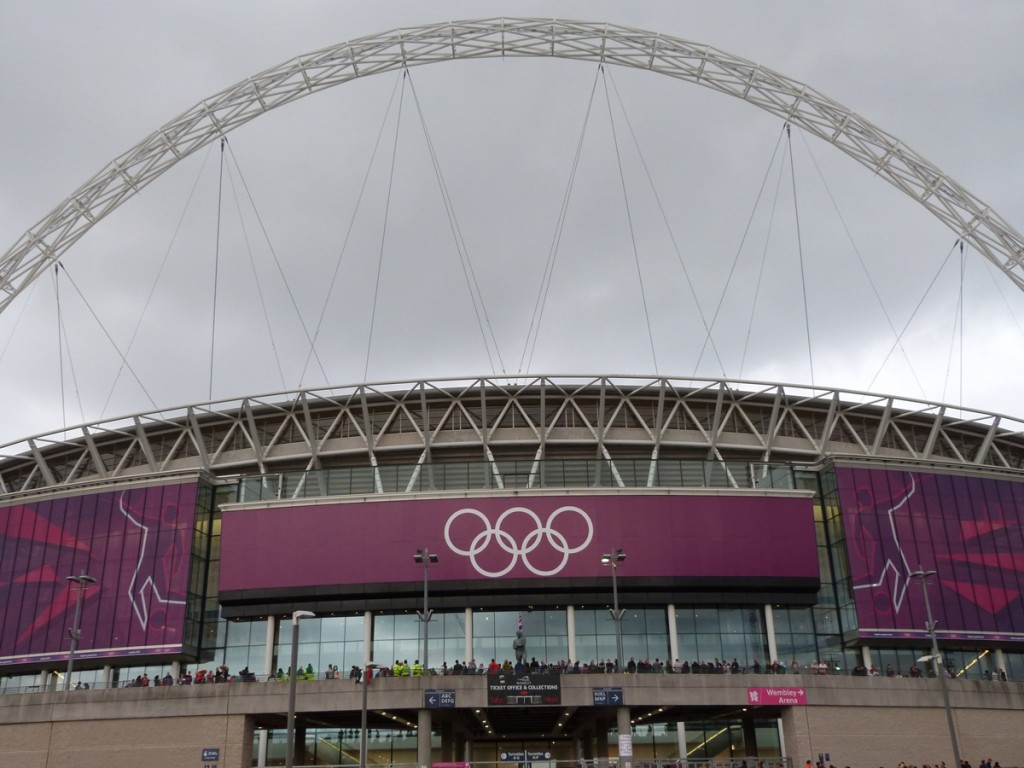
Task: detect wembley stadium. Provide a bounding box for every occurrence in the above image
[2,17,1024,768]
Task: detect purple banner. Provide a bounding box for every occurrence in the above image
[220,493,817,590]
[0,482,198,666]
[837,467,1024,640]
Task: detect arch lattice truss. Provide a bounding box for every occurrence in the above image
[3,18,1024,311]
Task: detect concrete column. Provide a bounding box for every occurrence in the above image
[293,725,306,766]
[617,707,633,768]
[676,722,687,762]
[171,660,181,680]
[38,670,48,691]
[265,615,277,679]
[465,608,473,664]
[581,727,595,762]
[765,605,778,665]
[595,718,610,766]
[861,645,873,669]
[667,604,678,664]
[364,611,374,667]
[742,715,758,757]
[440,721,454,762]
[417,708,432,768]
[103,665,113,690]
[994,648,1007,676]
[257,729,268,768]
[568,605,578,663]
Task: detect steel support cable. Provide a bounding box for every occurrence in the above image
[54,263,158,410]
[692,124,788,380]
[599,67,659,375]
[100,143,216,419]
[405,71,503,376]
[865,240,962,396]
[55,274,86,432]
[739,143,788,379]
[363,71,408,382]
[981,257,1024,340]
[220,155,287,391]
[218,141,331,389]
[605,70,726,377]
[786,125,816,387]
[794,128,926,398]
[298,73,404,390]
[518,65,603,376]
[0,279,37,365]
[209,138,226,401]
[54,266,66,432]
[941,241,966,407]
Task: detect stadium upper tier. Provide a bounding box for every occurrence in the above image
[2,375,1022,497]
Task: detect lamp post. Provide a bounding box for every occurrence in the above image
[413,548,438,673]
[909,567,961,768]
[286,610,315,768]
[64,572,98,691]
[359,662,379,768]
[601,548,626,671]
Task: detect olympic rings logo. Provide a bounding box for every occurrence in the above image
[444,505,593,577]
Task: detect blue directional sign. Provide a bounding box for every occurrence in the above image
[592,687,624,706]
[425,689,456,708]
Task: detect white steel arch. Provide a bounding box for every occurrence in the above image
[3,17,1024,313]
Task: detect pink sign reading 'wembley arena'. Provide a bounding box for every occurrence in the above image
[219,493,816,592]
[747,687,807,706]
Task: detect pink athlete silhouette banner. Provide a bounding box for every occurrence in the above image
[837,466,1024,641]
[0,482,199,667]
[219,492,818,591]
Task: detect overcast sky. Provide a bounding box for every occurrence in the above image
[2,0,1024,448]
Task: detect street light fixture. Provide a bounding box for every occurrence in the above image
[601,548,626,671]
[909,567,961,768]
[286,609,315,768]
[413,548,438,673]
[64,572,98,691]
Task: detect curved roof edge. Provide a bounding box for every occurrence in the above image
[2,375,1022,496]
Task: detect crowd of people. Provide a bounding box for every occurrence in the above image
[108,656,1013,686]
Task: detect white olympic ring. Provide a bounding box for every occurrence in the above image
[444,505,594,577]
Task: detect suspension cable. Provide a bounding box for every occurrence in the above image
[364,71,408,381]
[692,124,788,380]
[600,67,659,375]
[793,128,927,398]
[942,240,966,407]
[299,72,405,390]
[605,70,727,377]
[56,263,157,410]
[406,71,505,375]
[220,156,287,391]
[786,124,815,386]
[208,137,225,401]
[739,141,788,378]
[54,265,66,432]
[100,143,216,419]
[518,65,604,376]
[217,140,333,390]
[866,239,962,396]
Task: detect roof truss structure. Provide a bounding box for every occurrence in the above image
[1,376,1022,497]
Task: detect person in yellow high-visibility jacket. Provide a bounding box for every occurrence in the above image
[412,660,424,676]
